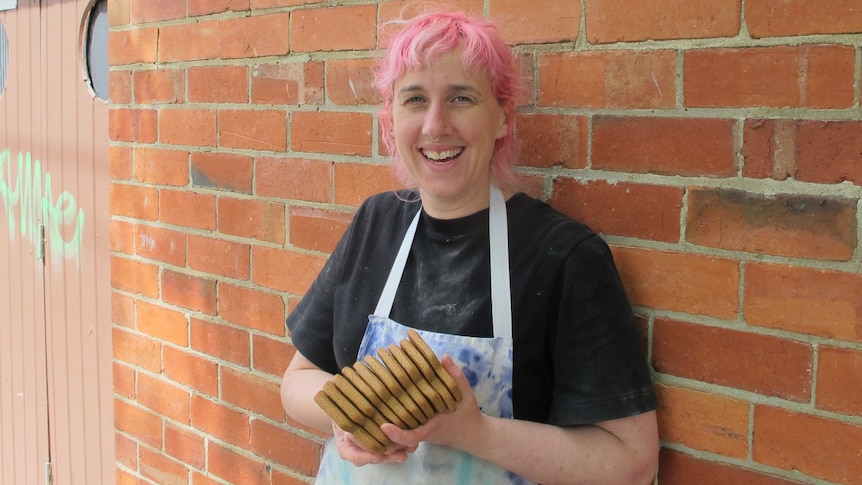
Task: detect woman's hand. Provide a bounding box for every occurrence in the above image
[332,423,417,466]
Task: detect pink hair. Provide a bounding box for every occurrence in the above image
[375,10,523,188]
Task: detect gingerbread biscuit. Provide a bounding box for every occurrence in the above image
[407,329,462,402]
[400,338,458,412]
[313,391,386,453]
[364,355,429,424]
[387,343,448,414]
[322,381,391,447]
[353,360,421,429]
[378,347,436,418]
[341,366,409,429]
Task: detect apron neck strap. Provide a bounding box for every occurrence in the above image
[373,186,512,339]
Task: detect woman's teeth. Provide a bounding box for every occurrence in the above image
[422,148,463,162]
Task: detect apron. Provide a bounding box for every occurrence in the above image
[315,186,534,485]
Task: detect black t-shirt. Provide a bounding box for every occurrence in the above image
[286,190,657,426]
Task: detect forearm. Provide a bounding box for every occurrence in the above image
[281,355,336,434]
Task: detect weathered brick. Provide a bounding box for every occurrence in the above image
[612,247,740,319]
[217,197,285,244]
[746,0,862,38]
[220,13,290,59]
[656,384,749,458]
[187,66,248,104]
[251,0,305,7]
[684,46,855,108]
[110,71,132,105]
[817,346,862,416]
[109,108,158,143]
[137,373,191,425]
[191,396,250,448]
[159,109,218,148]
[291,111,373,156]
[744,263,862,343]
[255,157,332,203]
[653,318,812,401]
[110,145,133,180]
[112,291,136,328]
[592,117,737,177]
[251,335,295,378]
[188,0,248,17]
[742,119,801,181]
[130,0,186,23]
[134,148,189,186]
[289,206,352,253]
[250,419,322,476]
[115,431,138,472]
[754,406,862,483]
[164,346,219,397]
[251,61,324,105]
[291,5,377,52]
[109,28,158,65]
[137,300,189,347]
[111,219,135,256]
[161,269,217,315]
[219,109,287,151]
[585,0,741,43]
[190,152,253,194]
[108,0,130,27]
[659,449,805,485]
[686,188,857,261]
[516,114,587,170]
[113,362,136,401]
[378,0,484,46]
[550,179,683,243]
[134,225,185,266]
[159,189,216,230]
[252,246,326,296]
[158,21,220,63]
[207,441,267,485]
[164,425,206,470]
[114,399,163,448]
[190,317,250,367]
[326,59,383,105]
[539,50,676,109]
[111,183,158,221]
[187,235,250,280]
[110,256,160,298]
[333,163,396,207]
[113,327,161,373]
[221,367,285,421]
[489,0,580,44]
[218,283,285,336]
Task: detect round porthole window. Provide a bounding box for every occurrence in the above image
[0,20,9,95]
[83,0,108,100]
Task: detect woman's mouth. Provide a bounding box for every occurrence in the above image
[421,148,464,164]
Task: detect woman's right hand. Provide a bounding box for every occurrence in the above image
[332,423,417,466]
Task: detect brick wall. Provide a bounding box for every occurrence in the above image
[107,1,862,483]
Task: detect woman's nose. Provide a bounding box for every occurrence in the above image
[422,102,450,139]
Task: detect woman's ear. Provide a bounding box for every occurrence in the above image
[495,103,512,140]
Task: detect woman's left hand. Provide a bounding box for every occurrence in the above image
[332,423,418,466]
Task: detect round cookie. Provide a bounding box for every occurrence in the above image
[364,355,429,424]
[332,374,388,427]
[387,343,448,414]
[377,347,436,418]
[400,338,458,412]
[352,360,421,429]
[314,391,386,453]
[322,381,391,447]
[407,329,462,401]
[340,367,408,428]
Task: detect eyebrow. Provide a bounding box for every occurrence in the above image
[396,84,483,97]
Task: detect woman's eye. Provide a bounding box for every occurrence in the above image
[452,95,472,104]
[404,96,425,105]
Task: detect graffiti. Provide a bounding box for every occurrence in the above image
[0,149,85,265]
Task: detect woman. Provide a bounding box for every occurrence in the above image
[281,10,659,484]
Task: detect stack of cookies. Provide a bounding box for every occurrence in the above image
[314,329,463,453]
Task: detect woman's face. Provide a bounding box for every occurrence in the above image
[391,49,508,219]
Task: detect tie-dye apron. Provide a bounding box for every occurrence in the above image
[315,186,534,484]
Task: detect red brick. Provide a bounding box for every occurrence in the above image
[159,189,216,230]
[134,148,189,186]
[746,0,862,37]
[187,235,251,280]
[218,197,286,244]
[133,68,184,104]
[538,51,676,109]
[255,157,332,203]
[188,0,249,16]
[754,406,862,483]
[250,420,322,476]
[653,318,812,401]
[291,111,373,156]
[742,119,801,181]
[686,188,857,261]
[158,21,220,63]
[252,246,326,295]
[516,114,587,170]
[108,0,130,27]
[252,0,306,8]
[378,0,484,46]
[137,300,189,347]
[489,0,580,43]
[218,283,285,336]
[187,66,248,104]
[585,0,740,43]
[289,206,352,253]
[135,224,186,266]
[190,317,250,366]
[161,269,218,315]
[159,109,218,147]
[112,291,135,329]
[744,263,862,342]
[592,117,737,177]
[110,145,133,180]
[140,446,189,485]
[290,5,377,52]
[817,346,862,416]
[115,399,163,448]
[207,441,268,485]
[655,384,749,458]
[137,373,191,425]
[659,449,805,485]
[333,163,394,207]
[219,109,287,151]
[220,13,291,59]
[550,179,683,243]
[326,59,383,105]
[191,396,250,448]
[111,183,159,221]
[109,28,158,65]
[164,425,206,470]
[111,219,135,256]
[795,121,862,186]
[271,469,314,485]
[113,327,162,373]
[109,108,158,143]
[130,0,185,23]
[164,346,219,397]
[252,335,295,378]
[115,433,138,471]
[113,362,136,399]
[612,247,740,319]
[115,469,138,485]
[190,152,253,194]
[110,71,132,104]
[111,256,160,298]
[684,46,855,108]
[251,61,325,105]
[221,367,285,421]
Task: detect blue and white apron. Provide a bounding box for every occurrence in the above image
[315,186,534,484]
